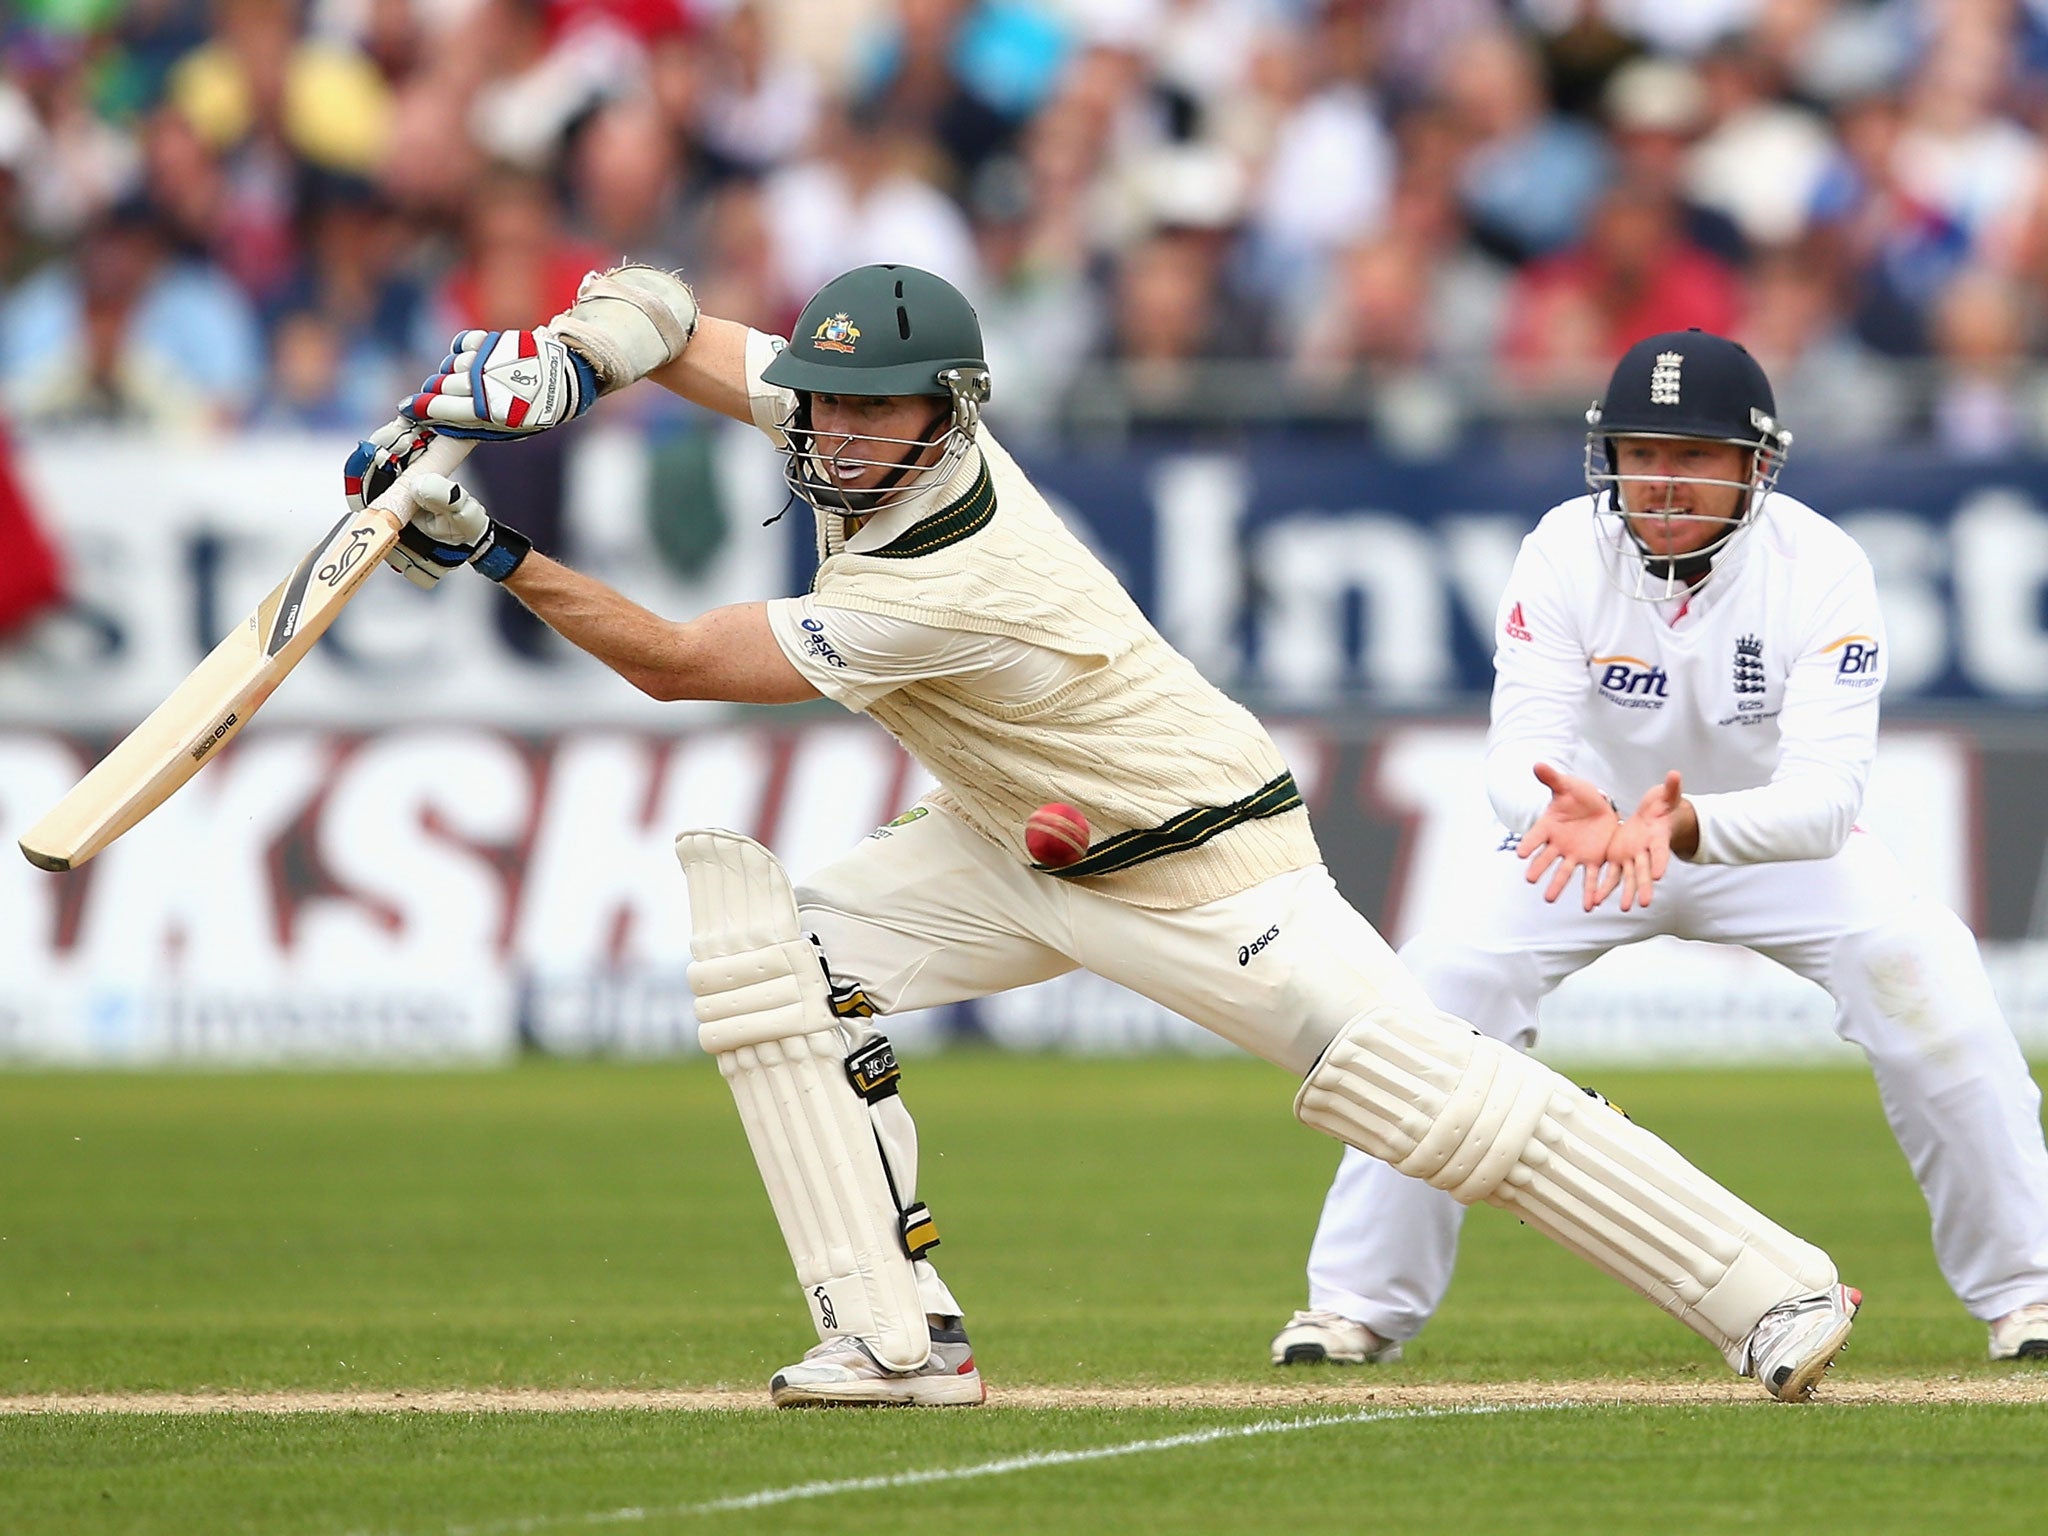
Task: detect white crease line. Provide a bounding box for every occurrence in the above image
[437,1401,1568,1535]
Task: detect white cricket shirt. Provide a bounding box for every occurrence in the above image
[1486,492,1886,865]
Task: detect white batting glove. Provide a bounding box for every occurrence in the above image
[401,326,598,439]
[402,473,533,586]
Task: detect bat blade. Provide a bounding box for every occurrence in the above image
[18,435,473,871]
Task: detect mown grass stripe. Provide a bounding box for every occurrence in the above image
[442,1402,1564,1535]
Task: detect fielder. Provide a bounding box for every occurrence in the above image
[348,268,1863,1404]
[1271,330,2048,1372]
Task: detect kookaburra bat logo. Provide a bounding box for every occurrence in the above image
[318,524,376,586]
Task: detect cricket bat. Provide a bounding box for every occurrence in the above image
[18,433,476,872]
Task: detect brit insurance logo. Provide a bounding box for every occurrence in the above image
[1591,654,1669,708]
[1825,633,1881,687]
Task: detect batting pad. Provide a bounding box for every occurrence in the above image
[676,829,929,1372]
[1296,1004,1838,1367]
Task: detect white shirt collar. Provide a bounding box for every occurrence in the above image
[842,444,984,554]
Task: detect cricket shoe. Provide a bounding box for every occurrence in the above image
[1270,1309,1403,1366]
[769,1320,985,1407]
[1741,1284,1861,1402]
[1987,1303,2048,1361]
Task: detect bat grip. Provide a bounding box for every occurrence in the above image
[366,433,478,519]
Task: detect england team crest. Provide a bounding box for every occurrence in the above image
[812,313,861,353]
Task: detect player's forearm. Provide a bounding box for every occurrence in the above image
[646,314,753,425]
[502,552,697,696]
[1670,797,1700,859]
[1684,774,1859,864]
[502,555,810,703]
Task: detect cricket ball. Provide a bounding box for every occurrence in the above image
[1024,802,1090,868]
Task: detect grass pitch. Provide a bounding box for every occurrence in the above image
[1,1055,2042,1534]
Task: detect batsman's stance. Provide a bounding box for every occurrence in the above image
[352,265,1859,1405]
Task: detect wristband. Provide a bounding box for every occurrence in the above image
[472,521,533,583]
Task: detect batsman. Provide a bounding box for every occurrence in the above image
[352,263,1861,1405]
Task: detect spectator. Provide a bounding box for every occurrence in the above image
[1103,225,1260,422]
[567,95,688,262]
[1737,241,1907,449]
[265,172,423,424]
[1439,26,1610,264]
[1929,265,2037,457]
[853,0,1067,187]
[167,0,393,175]
[1686,35,1842,254]
[680,177,791,339]
[967,153,1098,437]
[1602,54,1745,267]
[761,99,985,311]
[0,196,264,430]
[1236,4,1396,316]
[2,27,140,250]
[1809,88,1962,356]
[693,2,820,180]
[255,305,354,427]
[1502,172,1743,393]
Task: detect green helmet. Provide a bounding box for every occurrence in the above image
[763,264,993,516]
[764,264,990,399]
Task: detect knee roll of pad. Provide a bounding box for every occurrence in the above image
[1295,1004,1838,1364]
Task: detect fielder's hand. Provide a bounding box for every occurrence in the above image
[401,327,598,439]
[1516,762,1622,911]
[1598,771,1687,913]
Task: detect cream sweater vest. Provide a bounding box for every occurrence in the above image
[810,434,1319,909]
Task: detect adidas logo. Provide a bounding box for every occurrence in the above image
[1505,602,1532,642]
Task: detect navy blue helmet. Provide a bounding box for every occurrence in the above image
[1584,329,1793,599]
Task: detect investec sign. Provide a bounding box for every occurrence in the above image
[1036,451,2048,706]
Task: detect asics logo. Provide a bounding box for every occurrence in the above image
[1239,926,1280,966]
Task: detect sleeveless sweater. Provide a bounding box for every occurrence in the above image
[810,434,1320,909]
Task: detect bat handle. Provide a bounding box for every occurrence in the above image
[367,433,479,520]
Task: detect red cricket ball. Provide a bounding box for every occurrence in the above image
[1024,802,1090,868]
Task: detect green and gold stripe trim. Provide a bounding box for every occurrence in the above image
[1036,772,1304,879]
[867,460,996,558]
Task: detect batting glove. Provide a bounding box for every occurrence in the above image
[400,326,598,439]
[348,420,467,590]
[405,473,533,585]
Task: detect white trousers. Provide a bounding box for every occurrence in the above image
[795,806,1441,1322]
[796,806,1435,1079]
[1306,830,2048,1337]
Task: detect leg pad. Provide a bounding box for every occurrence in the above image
[678,829,930,1371]
[1296,1003,1838,1365]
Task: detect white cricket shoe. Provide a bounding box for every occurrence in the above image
[769,1320,986,1407]
[1270,1309,1404,1366]
[1741,1284,1861,1402]
[1987,1303,2048,1361]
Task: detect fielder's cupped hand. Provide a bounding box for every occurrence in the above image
[1599,771,1684,913]
[401,327,597,438]
[1517,762,1622,912]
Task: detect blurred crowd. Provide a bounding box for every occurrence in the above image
[6,0,2048,450]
